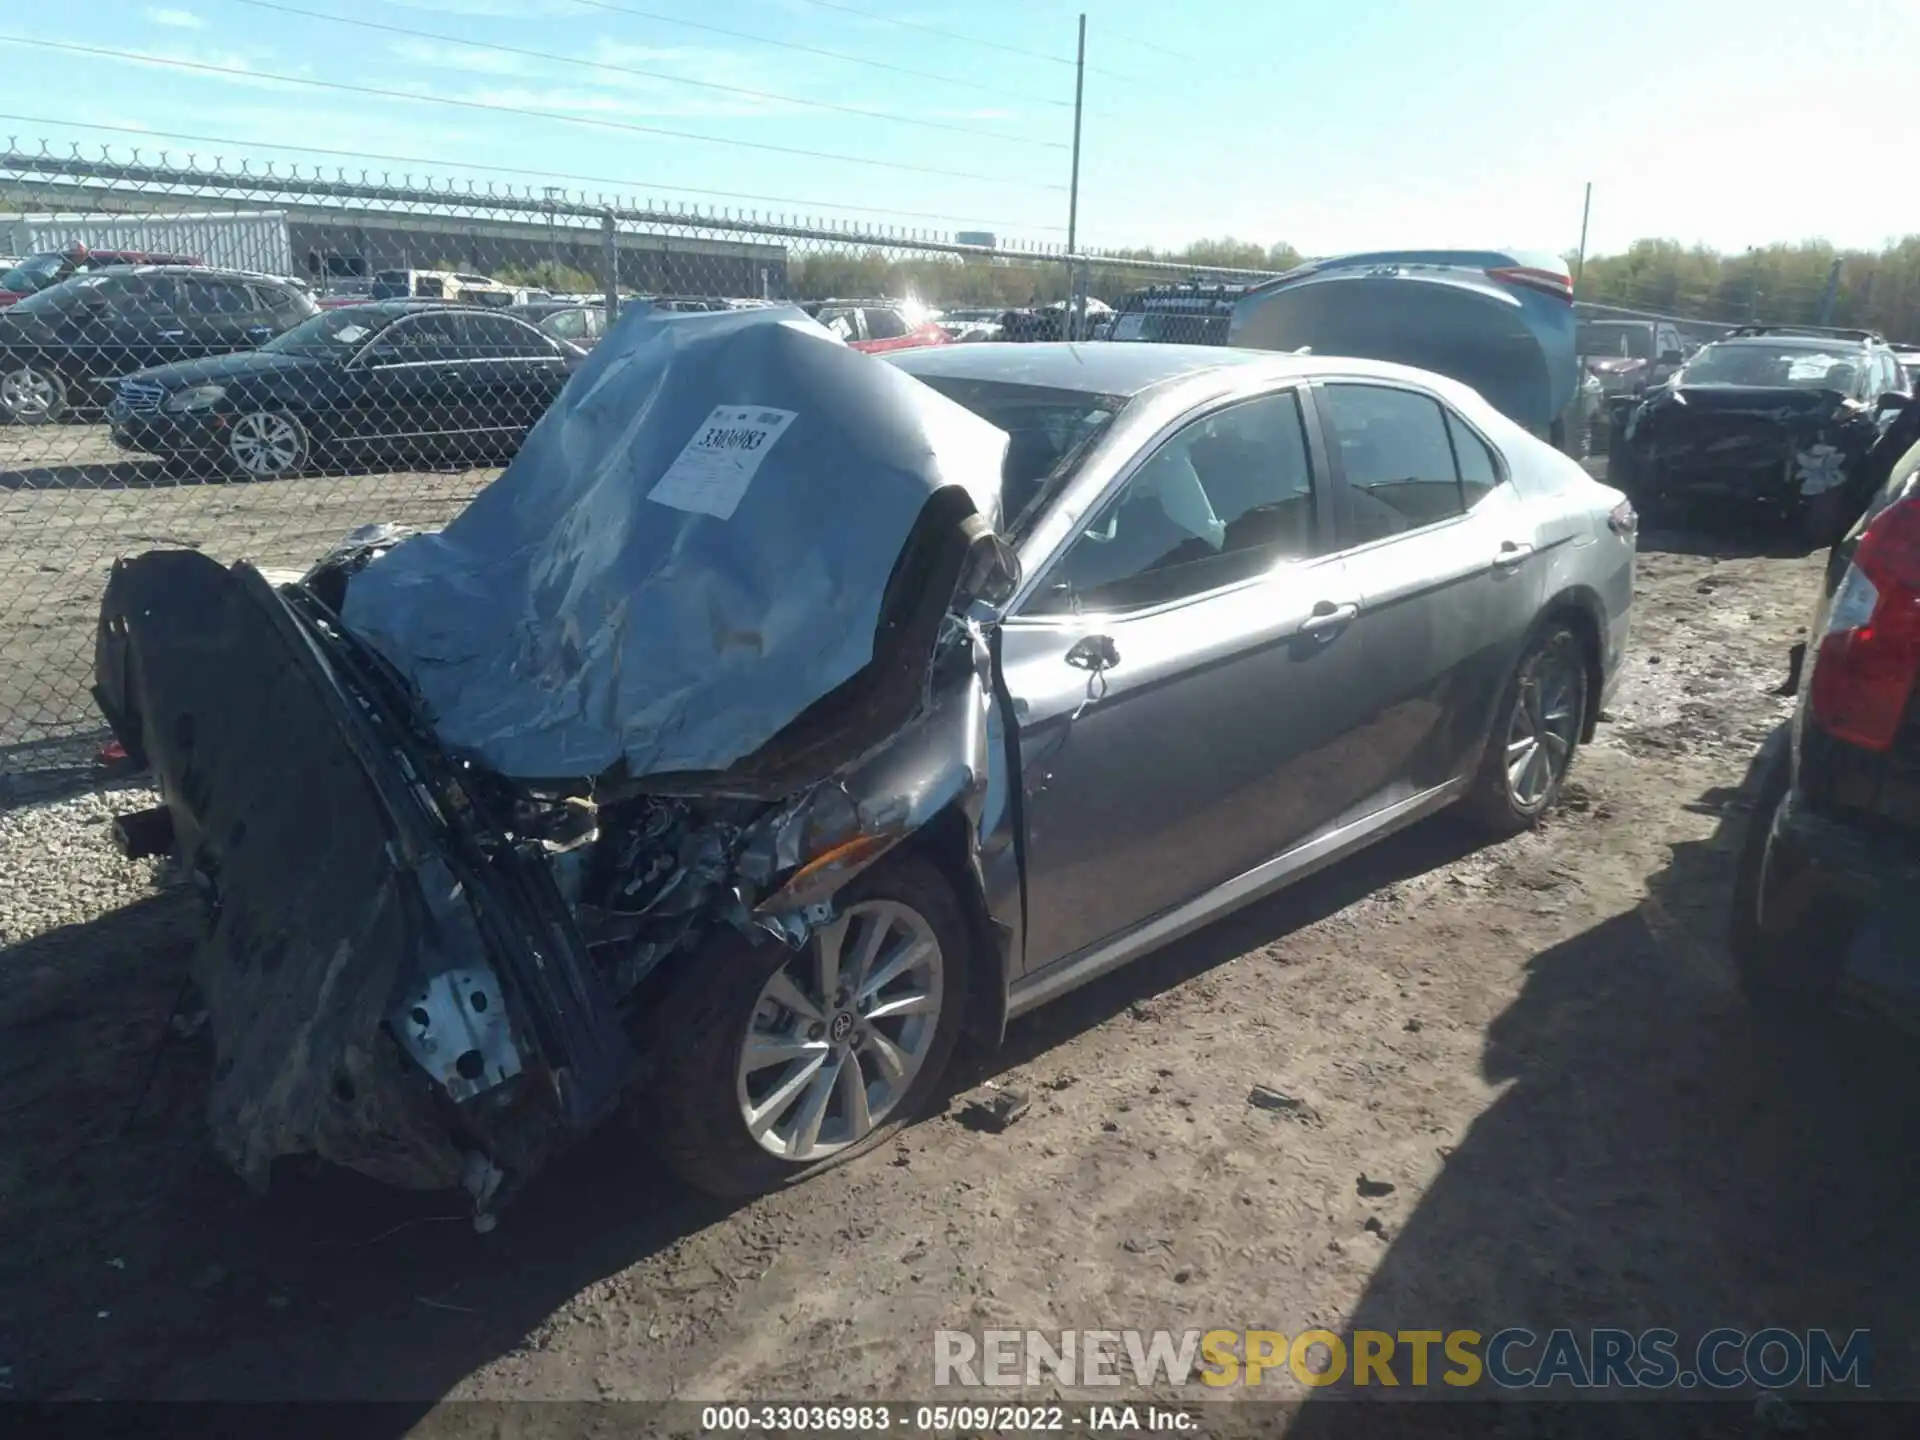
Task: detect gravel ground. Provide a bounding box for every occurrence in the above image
[4,496,1918,1419]
[0,421,493,756]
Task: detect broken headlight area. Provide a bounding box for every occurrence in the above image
[90,302,1016,1221]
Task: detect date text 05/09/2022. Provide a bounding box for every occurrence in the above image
[699,1404,1200,1433]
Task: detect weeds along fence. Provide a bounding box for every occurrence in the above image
[0,141,1282,786]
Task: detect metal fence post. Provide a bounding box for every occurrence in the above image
[601,209,619,323]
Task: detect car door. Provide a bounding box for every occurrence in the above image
[70,273,193,388]
[1313,380,1546,803]
[176,276,268,358]
[353,311,472,458]
[461,311,573,452]
[997,384,1387,975]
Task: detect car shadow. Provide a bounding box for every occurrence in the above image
[0,458,179,492]
[1282,742,1920,1427]
[0,795,1504,1412]
[1636,520,1822,562]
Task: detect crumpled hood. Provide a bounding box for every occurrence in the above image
[340,303,1009,786]
[1646,384,1853,423]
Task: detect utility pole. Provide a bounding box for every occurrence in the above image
[1816,256,1843,326]
[1573,182,1592,292]
[543,185,563,284]
[1065,13,1086,340]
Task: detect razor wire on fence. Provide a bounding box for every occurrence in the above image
[0,139,1285,781]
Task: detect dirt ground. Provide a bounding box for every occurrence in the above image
[3,493,1918,1422]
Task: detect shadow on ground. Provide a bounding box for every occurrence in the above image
[0,795,1497,1413]
[1285,745,1920,1433]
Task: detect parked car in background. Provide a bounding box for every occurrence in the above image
[938,308,1005,342]
[1111,283,1250,346]
[368,269,517,307]
[1609,326,1914,544]
[91,311,1634,1213]
[1895,347,1920,389]
[1577,317,1687,398]
[0,265,318,424]
[0,243,204,307]
[1731,427,1920,1024]
[105,301,585,478]
[534,303,607,349]
[801,298,951,353]
[1228,250,1585,459]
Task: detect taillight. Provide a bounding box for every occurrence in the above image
[1486,265,1574,303]
[1608,499,1638,537]
[1809,497,1920,751]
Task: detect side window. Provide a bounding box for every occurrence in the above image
[184,279,256,316]
[1319,384,1464,545]
[112,276,179,316]
[1028,389,1320,617]
[544,309,585,340]
[862,307,910,340]
[466,313,554,358]
[250,284,304,316]
[816,307,859,342]
[372,313,466,360]
[1445,412,1501,508]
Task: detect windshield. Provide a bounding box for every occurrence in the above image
[1681,342,1868,393]
[1577,322,1653,359]
[260,307,397,357]
[0,254,68,295]
[908,375,1123,534]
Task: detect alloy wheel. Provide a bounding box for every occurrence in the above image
[735,898,944,1161]
[1,366,60,423]
[1503,637,1583,810]
[228,412,305,478]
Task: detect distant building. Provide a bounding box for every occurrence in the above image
[955,231,997,252]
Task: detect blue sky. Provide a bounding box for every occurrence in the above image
[1,0,1913,256]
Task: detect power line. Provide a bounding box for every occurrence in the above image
[560,0,1071,109]
[781,0,1074,66]
[0,37,1064,190]
[781,0,1151,84]
[229,0,1065,150]
[0,114,1068,231]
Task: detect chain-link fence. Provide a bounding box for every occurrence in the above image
[0,139,1282,785]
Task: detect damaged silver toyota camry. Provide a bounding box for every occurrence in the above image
[93,304,1635,1219]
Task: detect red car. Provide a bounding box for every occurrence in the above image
[0,243,203,307]
[802,298,951,354]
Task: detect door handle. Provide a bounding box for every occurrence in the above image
[1064,634,1119,671]
[1298,601,1358,641]
[157,330,187,341]
[1493,540,1535,569]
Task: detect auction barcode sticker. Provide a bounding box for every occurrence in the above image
[647,405,799,520]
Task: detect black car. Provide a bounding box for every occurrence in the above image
[107,302,586,479]
[0,265,318,425]
[1731,429,1920,1024]
[1110,283,1252,346]
[1610,325,1914,544]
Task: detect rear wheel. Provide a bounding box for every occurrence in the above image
[646,852,971,1197]
[0,362,66,424]
[1465,624,1588,832]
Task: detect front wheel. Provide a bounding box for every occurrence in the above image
[646,852,972,1197]
[0,362,67,424]
[1465,624,1589,832]
[223,410,310,480]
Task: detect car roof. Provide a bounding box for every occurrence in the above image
[89,263,300,285]
[325,299,514,317]
[887,341,1273,395]
[1710,334,1870,351]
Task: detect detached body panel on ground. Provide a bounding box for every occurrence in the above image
[90,322,1635,1213]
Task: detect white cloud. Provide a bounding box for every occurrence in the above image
[144,7,205,27]
[388,38,529,77]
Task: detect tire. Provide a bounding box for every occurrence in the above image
[1803,488,1852,551]
[0,362,67,425]
[646,851,973,1198]
[1464,623,1589,833]
[1729,747,1840,1017]
[223,410,310,480]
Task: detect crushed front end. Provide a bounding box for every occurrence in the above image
[91,303,1017,1219]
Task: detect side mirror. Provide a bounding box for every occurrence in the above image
[1877,392,1911,413]
[1659,349,1684,366]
